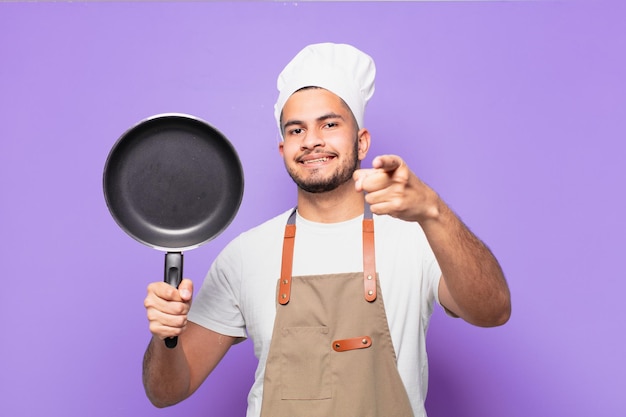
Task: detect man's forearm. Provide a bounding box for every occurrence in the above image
[142,337,192,408]
[422,200,511,327]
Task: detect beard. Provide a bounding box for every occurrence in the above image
[286,137,359,194]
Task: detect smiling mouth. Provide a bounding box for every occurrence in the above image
[303,157,332,164]
[298,152,337,165]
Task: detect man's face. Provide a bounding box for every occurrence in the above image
[279,88,368,194]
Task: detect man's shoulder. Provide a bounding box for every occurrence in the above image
[215,208,293,266]
[237,208,294,241]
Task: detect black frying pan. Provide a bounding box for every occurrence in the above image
[103,113,244,348]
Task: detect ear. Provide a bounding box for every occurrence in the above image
[278,140,285,157]
[357,128,371,161]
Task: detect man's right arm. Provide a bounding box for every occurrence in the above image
[142,279,237,407]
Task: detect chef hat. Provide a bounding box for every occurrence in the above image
[274,43,376,136]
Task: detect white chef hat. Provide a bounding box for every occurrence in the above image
[274,43,376,137]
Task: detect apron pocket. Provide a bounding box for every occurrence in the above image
[279,326,332,400]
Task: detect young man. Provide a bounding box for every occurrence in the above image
[142,43,511,417]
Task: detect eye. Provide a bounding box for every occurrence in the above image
[324,121,338,129]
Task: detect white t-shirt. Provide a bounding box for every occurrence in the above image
[189,209,442,417]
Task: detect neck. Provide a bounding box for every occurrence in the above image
[296,182,365,223]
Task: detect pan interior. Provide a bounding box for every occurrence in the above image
[104,116,244,250]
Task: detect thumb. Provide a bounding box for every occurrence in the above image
[353,168,376,192]
[178,278,194,301]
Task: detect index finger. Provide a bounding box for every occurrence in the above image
[372,155,404,173]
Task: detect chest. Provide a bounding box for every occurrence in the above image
[291,226,363,276]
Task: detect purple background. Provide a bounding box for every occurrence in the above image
[1,1,624,416]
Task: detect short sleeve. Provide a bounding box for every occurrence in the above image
[188,238,248,339]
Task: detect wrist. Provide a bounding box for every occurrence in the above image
[415,191,446,225]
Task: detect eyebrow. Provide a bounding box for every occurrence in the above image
[282,112,346,131]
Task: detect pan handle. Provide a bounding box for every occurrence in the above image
[164,252,184,349]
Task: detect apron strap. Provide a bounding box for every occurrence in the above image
[278,204,377,305]
[363,204,377,302]
[278,208,297,305]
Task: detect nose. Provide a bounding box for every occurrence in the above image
[301,129,325,150]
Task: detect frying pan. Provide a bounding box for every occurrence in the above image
[103,113,244,348]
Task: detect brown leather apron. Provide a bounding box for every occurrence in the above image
[260,206,415,417]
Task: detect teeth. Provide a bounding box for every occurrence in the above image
[304,157,329,164]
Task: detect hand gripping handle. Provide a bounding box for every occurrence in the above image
[164,252,183,348]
